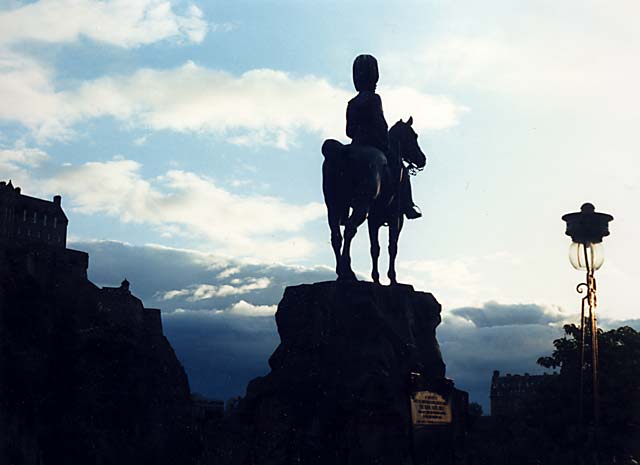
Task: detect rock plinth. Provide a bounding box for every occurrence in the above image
[238,281,459,465]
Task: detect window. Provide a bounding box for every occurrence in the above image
[23,209,27,222]
[33,212,37,223]
[53,217,57,229]
[44,214,47,226]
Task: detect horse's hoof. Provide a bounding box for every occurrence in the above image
[372,272,380,284]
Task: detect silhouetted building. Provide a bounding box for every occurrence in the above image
[490,370,555,416]
[0,183,195,465]
[0,180,68,247]
[0,181,87,286]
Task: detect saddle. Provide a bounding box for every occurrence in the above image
[322,139,387,168]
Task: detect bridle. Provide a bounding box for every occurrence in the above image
[394,124,424,177]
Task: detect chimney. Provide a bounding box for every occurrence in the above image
[15,187,21,194]
[53,195,61,205]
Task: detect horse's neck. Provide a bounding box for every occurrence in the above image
[387,132,402,169]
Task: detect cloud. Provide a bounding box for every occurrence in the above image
[41,158,324,260]
[161,306,278,400]
[217,266,240,279]
[0,59,467,143]
[0,139,48,168]
[73,240,335,310]
[0,139,48,182]
[72,240,549,407]
[382,2,640,105]
[440,303,640,411]
[396,253,522,310]
[450,301,568,328]
[599,318,640,331]
[381,86,468,132]
[438,314,565,411]
[70,240,332,399]
[0,0,208,47]
[0,51,69,141]
[438,302,573,410]
[71,240,638,408]
[227,300,277,317]
[160,277,272,302]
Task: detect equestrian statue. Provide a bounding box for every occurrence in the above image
[322,54,427,284]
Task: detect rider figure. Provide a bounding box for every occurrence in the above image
[346,54,421,220]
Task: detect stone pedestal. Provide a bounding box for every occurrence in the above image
[238,281,466,465]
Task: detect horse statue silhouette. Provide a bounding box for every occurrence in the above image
[321,116,427,284]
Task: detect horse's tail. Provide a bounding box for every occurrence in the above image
[322,139,349,225]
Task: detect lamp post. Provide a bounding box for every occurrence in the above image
[561,203,613,430]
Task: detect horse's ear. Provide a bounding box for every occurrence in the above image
[407,116,413,126]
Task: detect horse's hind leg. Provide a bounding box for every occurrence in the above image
[388,215,404,285]
[339,203,368,281]
[328,208,343,277]
[368,215,381,284]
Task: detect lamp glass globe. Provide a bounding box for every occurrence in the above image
[569,242,604,271]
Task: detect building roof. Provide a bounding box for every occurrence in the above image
[0,181,67,221]
[490,370,556,397]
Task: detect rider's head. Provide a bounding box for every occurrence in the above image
[352,54,379,92]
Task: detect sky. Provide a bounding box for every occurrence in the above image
[1,0,638,410]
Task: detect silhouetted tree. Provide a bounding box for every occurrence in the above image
[468,402,483,430]
[533,324,640,462]
[467,325,640,465]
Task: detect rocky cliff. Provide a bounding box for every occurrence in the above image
[224,281,464,465]
[0,245,197,465]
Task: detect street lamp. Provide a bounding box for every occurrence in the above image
[561,203,613,429]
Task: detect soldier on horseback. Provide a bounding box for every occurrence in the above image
[347,54,421,220]
[321,54,427,282]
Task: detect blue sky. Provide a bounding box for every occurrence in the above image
[1,0,638,409]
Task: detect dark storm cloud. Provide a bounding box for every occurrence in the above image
[440,307,639,411]
[438,313,565,411]
[71,240,637,410]
[162,310,279,401]
[73,240,335,310]
[70,240,334,400]
[600,318,640,330]
[450,301,566,328]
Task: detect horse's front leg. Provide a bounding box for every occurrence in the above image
[339,203,368,281]
[388,215,404,285]
[368,215,381,284]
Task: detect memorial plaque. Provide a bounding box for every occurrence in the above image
[411,391,452,425]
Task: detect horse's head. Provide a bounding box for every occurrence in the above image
[389,117,427,170]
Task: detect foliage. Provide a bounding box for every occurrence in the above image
[468,402,483,418]
[467,325,640,464]
[532,324,640,461]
